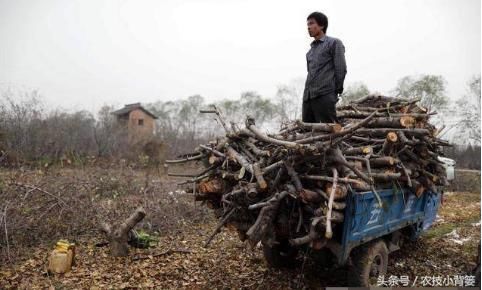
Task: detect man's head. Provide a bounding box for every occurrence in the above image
[307,12,328,38]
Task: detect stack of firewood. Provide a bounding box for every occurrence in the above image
[166,95,450,249]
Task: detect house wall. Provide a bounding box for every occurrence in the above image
[127,109,156,142]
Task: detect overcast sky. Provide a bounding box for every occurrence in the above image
[0,0,480,113]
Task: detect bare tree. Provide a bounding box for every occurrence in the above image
[0,88,44,163]
[392,74,448,111]
[94,105,127,157]
[147,95,215,157]
[453,75,481,145]
[239,91,277,126]
[338,82,370,106]
[274,84,300,123]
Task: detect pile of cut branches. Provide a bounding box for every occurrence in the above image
[166,95,450,250]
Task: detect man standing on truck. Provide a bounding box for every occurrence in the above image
[302,12,347,123]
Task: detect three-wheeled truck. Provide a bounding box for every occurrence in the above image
[262,186,443,286]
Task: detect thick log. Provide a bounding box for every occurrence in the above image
[410,179,425,197]
[368,156,398,167]
[246,191,289,246]
[226,146,253,174]
[198,178,226,194]
[363,116,416,128]
[295,111,378,144]
[370,172,402,181]
[323,183,348,200]
[347,160,363,171]
[253,162,268,190]
[343,146,373,155]
[354,128,431,138]
[295,122,342,133]
[300,188,322,203]
[337,111,431,120]
[380,132,398,155]
[279,121,342,134]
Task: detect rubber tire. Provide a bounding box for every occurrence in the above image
[349,240,389,287]
[262,240,299,268]
[312,248,335,269]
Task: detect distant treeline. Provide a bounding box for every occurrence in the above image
[443,144,481,170]
[0,89,300,166]
[0,73,479,168]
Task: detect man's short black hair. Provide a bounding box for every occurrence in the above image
[307,12,328,33]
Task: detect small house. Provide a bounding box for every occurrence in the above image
[112,103,158,142]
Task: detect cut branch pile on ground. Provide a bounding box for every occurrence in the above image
[166,95,450,251]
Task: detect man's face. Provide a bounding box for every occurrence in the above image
[307,18,322,37]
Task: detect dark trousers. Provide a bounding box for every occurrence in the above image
[302,94,338,123]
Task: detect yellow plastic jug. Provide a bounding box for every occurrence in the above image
[48,240,75,274]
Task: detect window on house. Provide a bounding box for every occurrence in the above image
[138,119,144,126]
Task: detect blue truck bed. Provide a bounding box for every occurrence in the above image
[336,187,442,264]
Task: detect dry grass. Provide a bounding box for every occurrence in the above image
[0,166,210,265]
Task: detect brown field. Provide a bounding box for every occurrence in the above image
[0,166,480,289]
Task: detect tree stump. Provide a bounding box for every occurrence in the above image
[101,207,146,257]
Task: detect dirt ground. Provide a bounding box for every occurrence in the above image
[0,166,480,289]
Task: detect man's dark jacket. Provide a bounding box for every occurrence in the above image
[303,35,347,102]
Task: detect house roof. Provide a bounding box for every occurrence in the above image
[111,103,158,119]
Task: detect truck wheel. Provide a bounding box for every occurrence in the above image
[312,248,335,269]
[262,240,299,268]
[349,240,388,286]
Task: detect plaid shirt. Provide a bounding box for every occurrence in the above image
[303,35,347,102]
